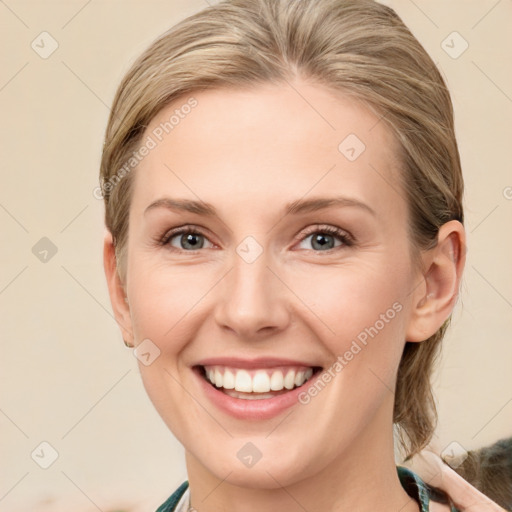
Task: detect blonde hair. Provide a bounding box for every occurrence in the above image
[100,0,464,461]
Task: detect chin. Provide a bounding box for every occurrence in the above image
[195,440,316,490]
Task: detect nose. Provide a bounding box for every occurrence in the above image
[213,246,290,340]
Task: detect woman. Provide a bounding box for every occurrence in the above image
[99,0,502,510]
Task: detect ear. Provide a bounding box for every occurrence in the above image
[406,220,466,342]
[103,230,134,346]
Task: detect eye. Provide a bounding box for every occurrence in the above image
[162,227,215,252]
[159,224,353,253]
[295,225,353,252]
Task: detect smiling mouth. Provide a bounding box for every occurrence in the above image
[198,365,322,400]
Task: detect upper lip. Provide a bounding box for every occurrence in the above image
[194,357,322,369]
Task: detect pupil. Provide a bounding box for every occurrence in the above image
[313,233,334,250]
[183,233,203,249]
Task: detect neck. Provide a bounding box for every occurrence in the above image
[185,395,420,512]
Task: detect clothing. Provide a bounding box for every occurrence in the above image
[156,481,189,512]
[155,465,461,511]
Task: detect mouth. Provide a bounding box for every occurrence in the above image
[196,364,322,400]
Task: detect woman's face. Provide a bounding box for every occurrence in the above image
[118,80,425,487]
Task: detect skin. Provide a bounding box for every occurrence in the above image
[104,78,465,512]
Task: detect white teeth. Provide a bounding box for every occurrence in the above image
[203,366,315,394]
[223,390,276,400]
[270,371,284,391]
[284,370,295,390]
[223,369,235,389]
[252,371,271,393]
[234,369,252,392]
[294,370,305,387]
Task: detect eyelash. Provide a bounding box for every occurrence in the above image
[158,224,354,254]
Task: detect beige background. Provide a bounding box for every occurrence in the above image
[1,1,511,511]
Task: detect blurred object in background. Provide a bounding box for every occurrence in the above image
[447,436,512,511]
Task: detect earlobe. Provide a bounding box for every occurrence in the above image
[103,230,134,346]
[406,220,466,343]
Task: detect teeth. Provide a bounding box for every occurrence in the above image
[284,370,295,390]
[203,365,315,394]
[223,369,235,389]
[223,390,276,400]
[252,371,271,393]
[234,370,252,392]
[270,371,284,391]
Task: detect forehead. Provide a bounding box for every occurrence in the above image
[131,80,405,220]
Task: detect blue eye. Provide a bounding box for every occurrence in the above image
[296,226,352,252]
[301,232,340,251]
[164,228,214,251]
[160,224,352,253]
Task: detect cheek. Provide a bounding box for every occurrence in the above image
[288,262,413,411]
[136,363,197,451]
[126,259,210,347]
[289,260,411,350]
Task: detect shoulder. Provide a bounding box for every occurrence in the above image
[155,481,189,512]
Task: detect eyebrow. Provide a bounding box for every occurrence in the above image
[144,196,376,217]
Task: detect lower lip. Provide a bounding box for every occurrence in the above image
[194,368,316,420]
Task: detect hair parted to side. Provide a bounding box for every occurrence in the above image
[100,0,464,461]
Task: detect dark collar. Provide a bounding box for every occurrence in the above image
[156,466,460,511]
